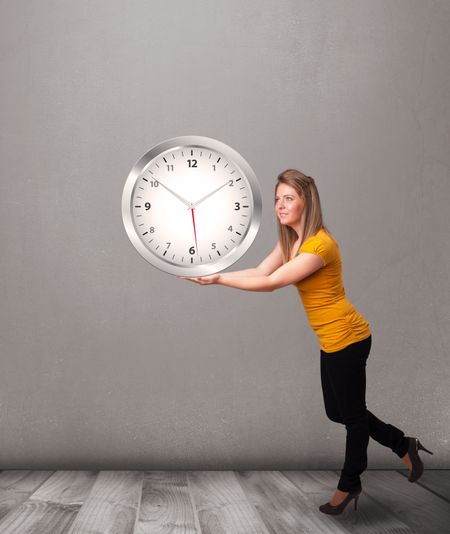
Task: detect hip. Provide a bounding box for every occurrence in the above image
[304,299,371,352]
[321,334,372,359]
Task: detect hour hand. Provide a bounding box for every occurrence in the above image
[156,179,193,208]
[192,179,231,208]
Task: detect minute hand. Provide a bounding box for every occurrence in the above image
[192,180,231,208]
[156,179,193,208]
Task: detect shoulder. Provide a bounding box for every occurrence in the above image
[301,228,337,249]
[300,229,338,265]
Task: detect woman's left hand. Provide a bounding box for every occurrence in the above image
[177,274,220,285]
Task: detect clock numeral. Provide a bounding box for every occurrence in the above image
[189,246,196,255]
[149,226,155,233]
[166,165,174,172]
[229,180,234,186]
[187,159,198,168]
[145,202,151,210]
[211,243,216,250]
[212,165,216,171]
[165,242,171,249]
[234,202,240,210]
[150,181,159,187]
[228,225,233,231]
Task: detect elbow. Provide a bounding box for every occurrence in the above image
[267,276,280,292]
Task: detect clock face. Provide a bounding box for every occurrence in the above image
[122,136,262,276]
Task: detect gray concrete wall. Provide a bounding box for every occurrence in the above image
[1,0,449,469]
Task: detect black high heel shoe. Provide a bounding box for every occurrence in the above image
[319,489,361,515]
[405,436,434,483]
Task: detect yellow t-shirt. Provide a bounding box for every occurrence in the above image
[295,228,371,353]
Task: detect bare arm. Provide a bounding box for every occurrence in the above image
[218,252,325,292]
[220,268,262,278]
[179,242,325,291]
[220,241,284,279]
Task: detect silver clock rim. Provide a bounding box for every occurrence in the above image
[121,135,262,276]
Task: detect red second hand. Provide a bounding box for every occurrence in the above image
[190,208,199,256]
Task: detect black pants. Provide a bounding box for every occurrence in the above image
[320,335,409,492]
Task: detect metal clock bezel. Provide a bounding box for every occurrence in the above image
[122,135,262,276]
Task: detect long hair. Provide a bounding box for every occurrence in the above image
[275,169,330,263]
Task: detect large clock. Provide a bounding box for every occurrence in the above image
[121,135,262,276]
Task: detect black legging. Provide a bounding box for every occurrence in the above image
[320,335,409,492]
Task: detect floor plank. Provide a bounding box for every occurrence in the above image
[135,471,199,534]
[0,471,54,523]
[0,471,99,534]
[66,471,144,534]
[28,471,98,505]
[0,499,79,534]
[188,471,270,534]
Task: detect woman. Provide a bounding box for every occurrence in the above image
[178,168,433,515]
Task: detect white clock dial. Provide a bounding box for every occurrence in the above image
[122,136,262,276]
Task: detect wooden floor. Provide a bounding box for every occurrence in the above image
[0,469,448,533]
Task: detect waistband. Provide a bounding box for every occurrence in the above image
[320,334,372,356]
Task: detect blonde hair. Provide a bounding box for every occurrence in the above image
[275,169,330,263]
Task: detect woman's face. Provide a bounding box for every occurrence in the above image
[275,184,305,226]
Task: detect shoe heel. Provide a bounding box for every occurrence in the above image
[417,440,434,455]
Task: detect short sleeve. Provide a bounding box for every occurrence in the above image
[299,236,333,266]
